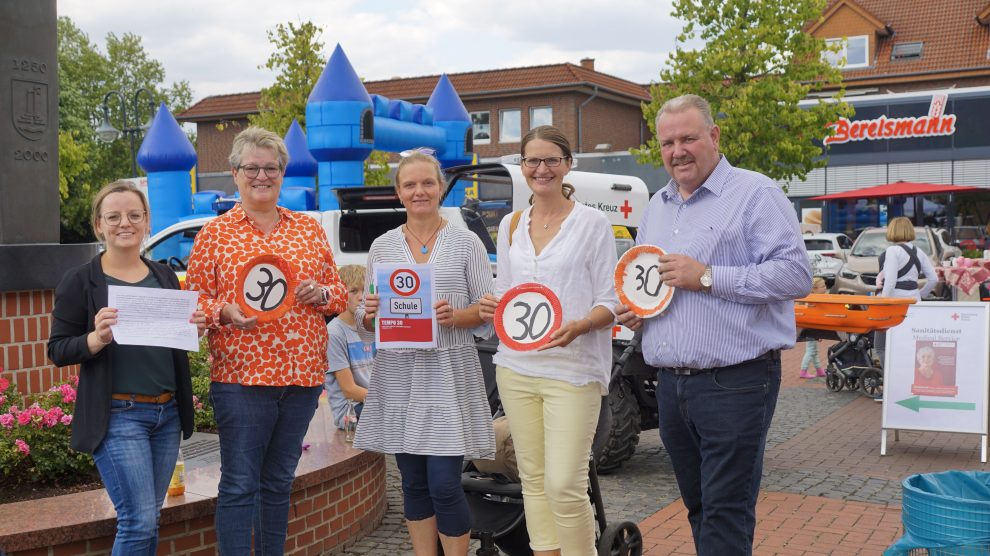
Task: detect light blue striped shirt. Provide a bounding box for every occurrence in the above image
[637,156,811,369]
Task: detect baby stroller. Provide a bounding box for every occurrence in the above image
[795,294,915,399]
[454,398,643,555]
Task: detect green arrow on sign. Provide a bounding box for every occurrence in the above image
[896,396,977,413]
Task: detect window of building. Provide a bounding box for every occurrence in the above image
[530,106,552,129]
[891,42,923,61]
[824,35,869,69]
[471,111,491,145]
[500,109,521,143]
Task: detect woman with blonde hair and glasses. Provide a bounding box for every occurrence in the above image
[48,180,207,555]
[185,126,348,555]
[355,149,495,555]
[479,125,618,555]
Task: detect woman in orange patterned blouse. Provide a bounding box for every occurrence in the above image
[185,126,347,555]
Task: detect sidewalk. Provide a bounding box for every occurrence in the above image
[636,344,990,556]
[340,343,990,555]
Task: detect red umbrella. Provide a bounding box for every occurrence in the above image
[809,182,984,201]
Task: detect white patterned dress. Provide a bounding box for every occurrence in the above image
[353,224,496,460]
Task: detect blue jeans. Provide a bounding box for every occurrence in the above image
[93,398,181,556]
[209,382,322,556]
[656,357,781,556]
[394,453,471,536]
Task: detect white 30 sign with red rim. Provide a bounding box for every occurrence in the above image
[495,283,562,351]
[614,245,675,318]
[389,268,421,297]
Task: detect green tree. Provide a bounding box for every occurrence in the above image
[57,17,193,242]
[249,21,393,186]
[638,0,853,184]
[249,21,326,135]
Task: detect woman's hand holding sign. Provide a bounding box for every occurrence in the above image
[362,292,380,330]
[478,294,499,323]
[220,304,258,331]
[435,300,455,328]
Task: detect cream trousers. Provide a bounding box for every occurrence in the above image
[495,365,601,555]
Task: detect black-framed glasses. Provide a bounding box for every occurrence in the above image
[521,156,569,168]
[237,165,283,179]
[101,211,146,226]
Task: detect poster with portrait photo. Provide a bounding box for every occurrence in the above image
[911,340,958,397]
[883,302,989,437]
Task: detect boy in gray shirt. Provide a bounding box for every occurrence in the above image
[325,265,375,429]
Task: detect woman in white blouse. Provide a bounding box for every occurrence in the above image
[479,125,618,556]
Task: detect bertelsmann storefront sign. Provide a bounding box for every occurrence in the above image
[825,93,957,146]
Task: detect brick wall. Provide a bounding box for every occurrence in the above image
[6,453,387,556]
[1,290,77,398]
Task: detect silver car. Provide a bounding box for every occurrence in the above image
[804,233,852,290]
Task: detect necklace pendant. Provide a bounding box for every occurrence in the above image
[543,223,549,230]
[421,246,428,254]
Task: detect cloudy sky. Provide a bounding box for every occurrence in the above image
[58,0,687,103]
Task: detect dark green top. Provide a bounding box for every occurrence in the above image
[106,273,177,396]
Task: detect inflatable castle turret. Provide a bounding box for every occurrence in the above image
[136,102,196,260]
[280,119,318,210]
[305,45,474,209]
[306,44,375,210]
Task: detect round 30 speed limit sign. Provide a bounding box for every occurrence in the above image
[495,283,563,351]
[614,244,675,318]
[236,254,296,323]
[389,268,421,297]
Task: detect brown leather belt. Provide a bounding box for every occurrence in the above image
[111,392,174,404]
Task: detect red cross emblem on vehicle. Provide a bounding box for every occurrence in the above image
[620,200,632,219]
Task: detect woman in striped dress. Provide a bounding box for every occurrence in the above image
[353,150,495,555]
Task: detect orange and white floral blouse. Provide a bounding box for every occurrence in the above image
[185,204,347,387]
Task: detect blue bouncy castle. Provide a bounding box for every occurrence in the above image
[306,44,473,209]
[140,44,475,225]
[136,102,196,261]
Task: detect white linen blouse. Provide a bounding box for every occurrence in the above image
[492,202,619,392]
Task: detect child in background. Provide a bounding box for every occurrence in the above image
[800,276,828,379]
[325,265,375,429]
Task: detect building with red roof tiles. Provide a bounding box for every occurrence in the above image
[790,0,990,236]
[178,59,652,189]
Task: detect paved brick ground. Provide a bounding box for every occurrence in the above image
[339,341,989,555]
[640,492,903,555]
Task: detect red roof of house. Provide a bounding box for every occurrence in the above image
[178,62,650,122]
[815,0,990,85]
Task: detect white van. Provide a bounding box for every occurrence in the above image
[446,162,650,263]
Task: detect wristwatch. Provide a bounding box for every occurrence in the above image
[700,266,713,294]
[316,286,330,306]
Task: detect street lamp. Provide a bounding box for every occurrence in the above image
[95,87,157,177]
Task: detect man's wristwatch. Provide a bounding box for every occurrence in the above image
[700,266,713,294]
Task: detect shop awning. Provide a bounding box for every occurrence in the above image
[809,182,983,201]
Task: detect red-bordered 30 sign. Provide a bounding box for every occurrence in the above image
[236,254,296,323]
[495,283,562,351]
[614,245,675,318]
[389,268,421,297]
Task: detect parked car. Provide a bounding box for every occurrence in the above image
[952,225,989,251]
[804,232,852,290]
[833,226,947,297]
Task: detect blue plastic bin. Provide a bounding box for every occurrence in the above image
[886,471,990,555]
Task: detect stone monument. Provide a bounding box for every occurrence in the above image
[0,0,99,393]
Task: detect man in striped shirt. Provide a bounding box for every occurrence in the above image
[617,94,810,555]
